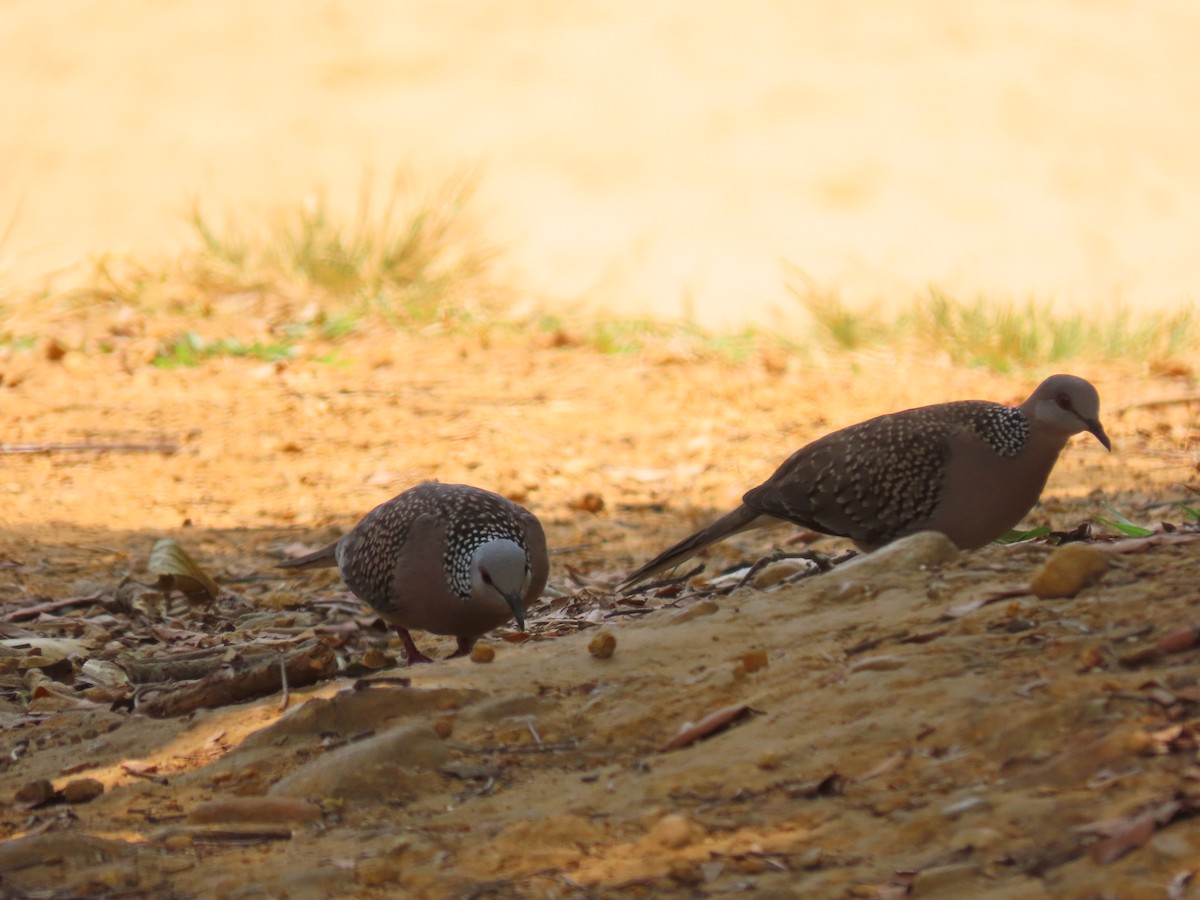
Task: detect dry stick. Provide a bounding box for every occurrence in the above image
[1115,395,1200,416]
[121,644,274,684]
[0,441,179,454]
[735,549,836,590]
[189,829,294,845]
[2,592,105,623]
[622,563,705,595]
[278,651,290,712]
[138,641,336,718]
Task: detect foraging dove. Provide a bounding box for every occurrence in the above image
[622,374,1110,588]
[279,482,549,663]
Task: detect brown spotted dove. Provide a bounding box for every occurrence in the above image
[279,482,549,663]
[621,374,1110,588]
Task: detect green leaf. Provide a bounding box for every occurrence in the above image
[1094,502,1155,537]
[1172,501,1200,522]
[995,526,1053,544]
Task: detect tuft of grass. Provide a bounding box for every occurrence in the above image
[915,289,1200,372]
[184,172,495,326]
[785,273,1198,372]
[570,317,769,363]
[1173,501,1200,522]
[0,334,37,353]
[586,319,678,356]
[785,270,895,351]
[153,331,296,369]
[63,170,499,341]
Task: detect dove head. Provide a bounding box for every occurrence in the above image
[1022,374,1111,450]
[469,538,532,631]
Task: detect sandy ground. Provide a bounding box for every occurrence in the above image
[3,1,1200,328]
[0,309,1199,896]
[3,4,1200,897]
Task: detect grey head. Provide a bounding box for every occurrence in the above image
[469,538,533,631]
[1020,374,1111,450]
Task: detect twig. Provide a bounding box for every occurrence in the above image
[525,720,543,746]
[736,549,835,590]
[350,676,412,690]
[622,563,705,595]
[1115,395,1200,417]
[189,828,293,845]
[474,739,579,755]
[2,592,105,622]
[0,441,179,455]
[278,651,290,712]
[121,764,169,785]
[459,775,495,800]
[604,608,658,617]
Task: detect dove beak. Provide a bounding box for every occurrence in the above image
[504,592,526,632]
[1084,417,1112,452]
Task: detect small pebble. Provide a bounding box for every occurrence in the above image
[469,644,495,663]
[162,833,194,851]
[357,856,404,886]
[647,813,699,849]
[668,861,703,885]
[750,559,810,588]
[756,751,782,771]
[14,779,56,806]
[62,778,104,804]
[588,632,617,659]
[1030,544,1110,599]
[361,647,389,669]
[740,649,768,673]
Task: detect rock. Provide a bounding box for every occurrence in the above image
[268,724,450,804]
[1030,543,1110,599]
[14,779,56,807]
[61,778,104,804]
[187,797,321,825]
[667,600,720,624]
[643,813,703,850]
[837,531,960,578]
[236,686,483,751]
[750,558,811,587]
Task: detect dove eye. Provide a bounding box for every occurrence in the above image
[481,570,494,586]
[1055,393,1072,410]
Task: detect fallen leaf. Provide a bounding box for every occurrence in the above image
[659,704,756,752]
[1087,799,1182,864]
[148,538,220,604]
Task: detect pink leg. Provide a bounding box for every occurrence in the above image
[448,636,474,658]
[396,626,435,664]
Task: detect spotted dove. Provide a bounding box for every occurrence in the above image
[278,482,549,663]
[621,374,1110,588]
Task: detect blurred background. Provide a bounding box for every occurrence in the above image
[2,0,1197,330]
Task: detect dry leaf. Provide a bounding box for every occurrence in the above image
[1087,798,1183,864]
[148,537,220,604]
[658,703,756,752]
